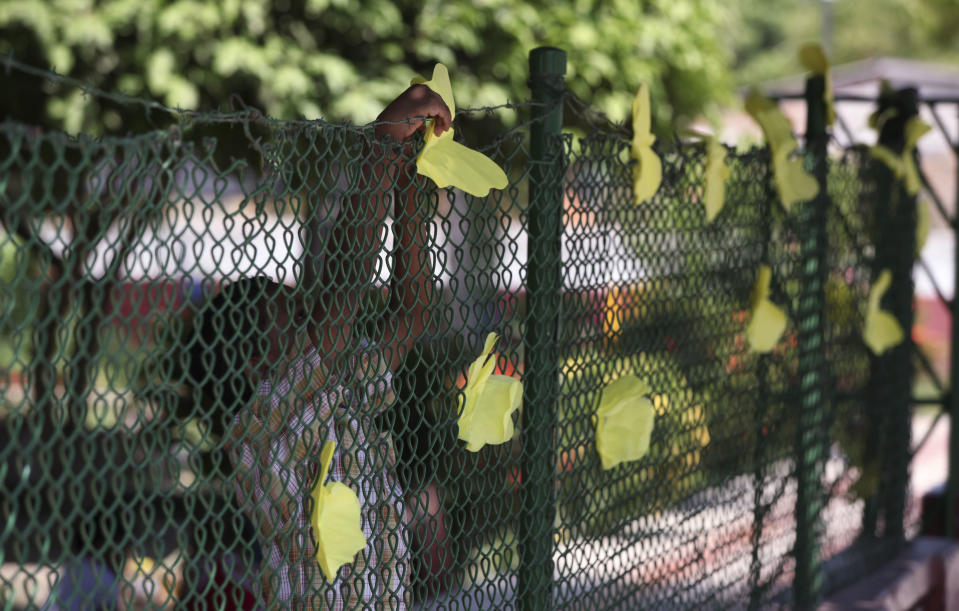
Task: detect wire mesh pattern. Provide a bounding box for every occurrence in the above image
[0,58,916,610]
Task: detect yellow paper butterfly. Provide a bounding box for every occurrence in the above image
[632,83,662,204]
[682,129,729,223]
[411,64,508,197]
[916,199,930,256]
[863,269,905,355]
[746,264,788,353]
[798,42,836,126]
[310,441,367,582]
[870,116,931,196]
[593,375,656,470]
[703,136,730,223]
[745,91,819,212]
[456,332,524,452]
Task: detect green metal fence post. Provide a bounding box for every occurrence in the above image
[520,46,566,611]
[947,102,959,539]
[877,88,919,542]
[793,73,830,609]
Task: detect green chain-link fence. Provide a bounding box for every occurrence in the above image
[1,48,917,609]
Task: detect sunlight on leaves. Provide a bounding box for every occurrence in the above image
[631,83,662,204]
[863,269,904,355]
[456,332,523,452]
[412,64,508,197]
[310,441,367,582]
[594,375,655,470]
[746,264,788,353]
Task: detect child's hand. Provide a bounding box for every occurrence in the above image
[375,84,452,142]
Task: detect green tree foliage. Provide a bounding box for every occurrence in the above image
[0,0,732,134]
[729,0,959,87]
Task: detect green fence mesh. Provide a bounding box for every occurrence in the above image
[0,54,917,610]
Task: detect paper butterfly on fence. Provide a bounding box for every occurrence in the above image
[798,42,836,126]
[746,264,788,353]
[593,375,655,470]
[916,199,930,255]
[685,130,730,223]
[863,269,905,355]
[745,91,819,212]
[631,83,662,204]
[310,441,367,582]
[457,332,524,452]
[411,64,508,197]
[703,136,730,223]
[870,116,931,196]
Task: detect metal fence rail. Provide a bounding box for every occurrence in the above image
[0,48,916,609]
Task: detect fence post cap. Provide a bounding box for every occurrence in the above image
[529,47,567,76]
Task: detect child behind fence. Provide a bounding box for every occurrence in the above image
[196,85,449,608]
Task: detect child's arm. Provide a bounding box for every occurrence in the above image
[384,163,433,367]
[305,84,450,364]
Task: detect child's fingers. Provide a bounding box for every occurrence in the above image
[424,94,452,136]
[431,112,451,136]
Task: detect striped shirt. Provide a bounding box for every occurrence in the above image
[228,346,408,609]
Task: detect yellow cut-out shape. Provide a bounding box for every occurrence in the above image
[310,441,367,582]
[746,264,788,353]
[682,129,729,223]
[798,42,836,126]
[903,117,931,195]
[412,64,508,197]
[631,83,662,204]
[905,115,931,151]
[798,43,829,75]
[745,92,793,146]
[456,332,523,452]
[773,148,820,211]
[704,136,730,223]
[869,144,915,196]
[593,375,655,470]
[745,91,819,212]
[863,269,905,355]
[869,116,930,196]
[916,200,930,255]
[869,145,904,175]
[869,107,898,132]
